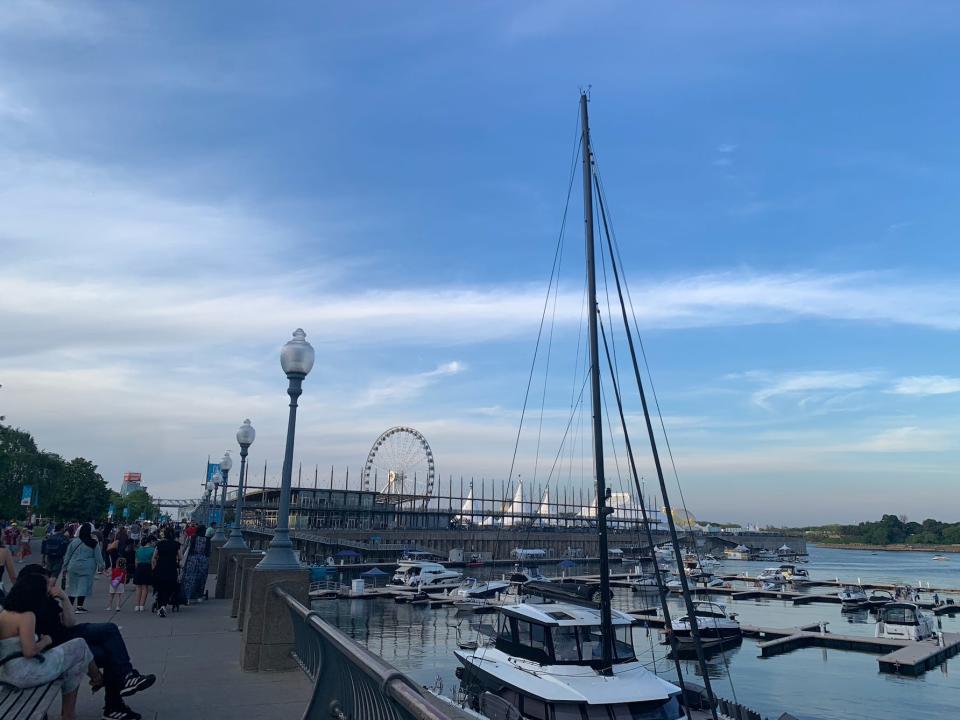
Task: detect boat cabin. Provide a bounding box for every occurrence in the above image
[493,603,637,667]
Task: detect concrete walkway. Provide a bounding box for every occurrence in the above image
[65,573,312,720]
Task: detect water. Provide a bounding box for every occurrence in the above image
[312,546,960,719]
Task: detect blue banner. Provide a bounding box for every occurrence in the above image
[20,486,32,507]
[209,509,222,525]
[108,504,115,517]
[206,463,221,484]
[122,507,130,518]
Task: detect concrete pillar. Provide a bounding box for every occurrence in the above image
[216,548,260,599]
[234,554,265,622]
[209,538,227,576]
[240,567,310,671]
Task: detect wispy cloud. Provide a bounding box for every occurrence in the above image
[889,375,960,397]
[739,370,883,409]
[357,361,466,407]
[838,426,953,453]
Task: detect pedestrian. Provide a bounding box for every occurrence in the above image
[180,525,210,603]
[17,564,154,720]
[62,522,105,613]
[44,523,70,578]
[17,525,33,563]
[205,522,216,539]
[0,572,100,720]
[107,558,128,612]
[0,543,18,603]
[132,536,155,613]
[151,528,181,617]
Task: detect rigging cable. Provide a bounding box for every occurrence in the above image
[591,165,719,720]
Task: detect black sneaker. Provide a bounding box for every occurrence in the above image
[120,671,156,698]
[103,704,142,720]
[75,606,89,614]
[158,607,166,618]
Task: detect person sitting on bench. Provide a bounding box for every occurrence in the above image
[17,564,155,720]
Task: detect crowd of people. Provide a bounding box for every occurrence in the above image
[0,517,221,719]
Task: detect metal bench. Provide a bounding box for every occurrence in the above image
[0,682,61,720]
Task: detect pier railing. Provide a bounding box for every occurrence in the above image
[274,587,472,720]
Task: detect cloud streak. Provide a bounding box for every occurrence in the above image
[889,375,960,397]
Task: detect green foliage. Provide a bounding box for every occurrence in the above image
[0,423,111,521]
[109,489,157,521]
[805,514,960,546]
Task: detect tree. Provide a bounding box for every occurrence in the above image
[112,489,156,522]
[47,458,111,522]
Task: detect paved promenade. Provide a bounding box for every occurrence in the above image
[67,573,312,720]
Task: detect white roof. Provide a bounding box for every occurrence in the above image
[457,648,678,704]
[500,602,634,627]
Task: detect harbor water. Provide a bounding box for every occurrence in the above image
[311,546,960,719]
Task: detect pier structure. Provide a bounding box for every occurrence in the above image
[215,483,804,562]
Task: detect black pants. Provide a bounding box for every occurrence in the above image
[154,578,177,607]
[60,622,133,710]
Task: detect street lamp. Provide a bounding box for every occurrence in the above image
[258,328,314,570]
[224,419,255,550]
[213,451,232,541]
[209,471,222,527]
[205,479,215,524]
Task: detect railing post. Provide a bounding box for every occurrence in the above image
[240,569,310,671]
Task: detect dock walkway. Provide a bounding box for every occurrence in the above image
[70,575,311,720]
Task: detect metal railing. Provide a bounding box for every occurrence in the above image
[274,587,474,720]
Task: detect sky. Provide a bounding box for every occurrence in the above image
[2,1,959,526]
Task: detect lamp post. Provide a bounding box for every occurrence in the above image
[213,451,232,541]
[258,328,314,570]
[208,474,221,526]
[224,419,255,550]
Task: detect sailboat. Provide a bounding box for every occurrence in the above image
[455,93,721,720]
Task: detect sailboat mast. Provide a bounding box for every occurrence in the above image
[580,91,615,670]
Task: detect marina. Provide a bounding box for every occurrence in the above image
[310,545,960,719]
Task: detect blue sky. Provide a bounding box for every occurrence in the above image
[2,1,959,524]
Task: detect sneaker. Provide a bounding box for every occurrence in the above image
[103,703,142,720]
[120,671,156,698]
[158,607,166,618]
[75,606,89,614]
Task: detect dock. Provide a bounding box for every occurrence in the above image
[758,629,960,676]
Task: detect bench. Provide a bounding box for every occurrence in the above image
[0,681,61,720]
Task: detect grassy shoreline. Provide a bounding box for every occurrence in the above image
[813,542,960,554]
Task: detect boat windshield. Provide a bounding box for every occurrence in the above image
[884,606,920,625]
[551,624,635,663]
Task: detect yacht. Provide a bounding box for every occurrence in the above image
[756,568,788,590]
[778,564,810,585]
[670,601,742,647]
[507,564,552,586]
[875,603,936,641]
[838,584,869,609]
[456,603,685,720]
[390,561,463,588]
[450,577,511,601]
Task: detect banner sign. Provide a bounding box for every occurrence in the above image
[108,504,115,517]
[20,486,32,507]
[122,507,130,518]
[209,508,222,525]
[206,463,221,484]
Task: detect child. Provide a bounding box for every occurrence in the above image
[107,558,127,611]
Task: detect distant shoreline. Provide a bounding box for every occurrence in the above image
[813,542,960,554]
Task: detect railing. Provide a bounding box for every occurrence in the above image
[274,587,474,720]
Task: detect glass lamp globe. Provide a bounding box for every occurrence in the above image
[220,451,233,473]
[280,328,315,377]
[237,418,256,447]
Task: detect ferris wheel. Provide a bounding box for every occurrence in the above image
[363,426,436,507]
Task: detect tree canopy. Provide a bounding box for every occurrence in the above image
[0,423,116,522]
[802,514,960,546]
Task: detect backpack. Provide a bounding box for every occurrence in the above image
[45,534,68,560]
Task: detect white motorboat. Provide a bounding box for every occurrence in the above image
[838,584,869,609]
[875,603,936,641]
[507,564,552,586]
[390,561,463,587]
[756,568,788,588]
[779,564,810,585]
[456,603,684,720]
[670,601,742,646]
[450,577,510,601]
